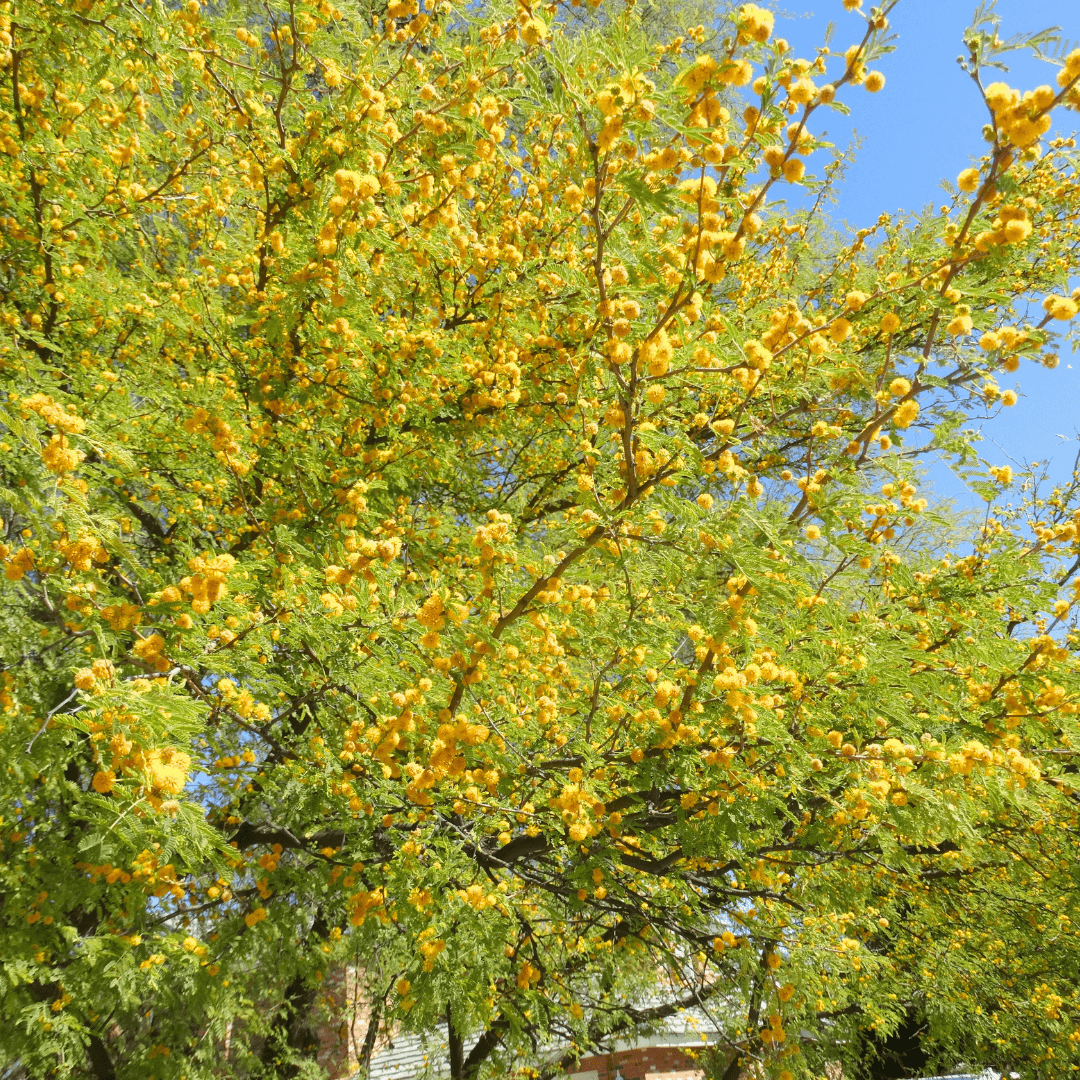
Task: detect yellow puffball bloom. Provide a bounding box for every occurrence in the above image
[957,168,980,193]
[1002,218,1032,244]
[830,318,852,343]
[1042,294,1079,321]
[782,158,805,183]
[718,59,753,87]
[888,377,911,398]
[1000,390,1018,406]
[984,82,1019,115]
[893,399,920,428]
[739,3,774,43]
[244,907,268,928]
[1058,48,1080,87]
[805,525,821,540]
[74,668,97,691]
[520,16,547,46]
[947,314,974,336]
[864,71,885,93]
[880,312,900,334]
[92,770,116,794]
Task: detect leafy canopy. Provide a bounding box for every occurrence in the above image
[3,0,1080,1078]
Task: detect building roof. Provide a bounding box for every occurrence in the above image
[364,1014,1013,1080]
[364,1003,730,1080]
[918,1071,1013,1080]
[365,1031,447,1080]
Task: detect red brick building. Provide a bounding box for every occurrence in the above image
[310,968,721,1080]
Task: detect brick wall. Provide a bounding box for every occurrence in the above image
[310,966,814,1080]
[312,963,377,1078]
[571,1045,706,1080]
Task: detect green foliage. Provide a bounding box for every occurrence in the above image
[2,0,1080,1078]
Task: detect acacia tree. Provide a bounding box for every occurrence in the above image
[4,0,1080,1077]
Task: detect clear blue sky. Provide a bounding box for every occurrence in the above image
[772,0,1080,504]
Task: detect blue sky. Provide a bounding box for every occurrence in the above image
[771,0,1080,504]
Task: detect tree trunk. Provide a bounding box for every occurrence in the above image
[461,1027,502,1080]
[446,1003,464,1080]
[260,974,321,1079]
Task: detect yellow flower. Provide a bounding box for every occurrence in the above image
[334,170,379,199]
[1042,294,1079,321]
[744,339,773,370]
[1002,218,1032,243]
[520,16,547,46]
[738,3,774,42]
[680,55,718,96]
[717,59,753,87]
[244,907,268,928]
[864,71,885,93]
[41,433,84,475]
[641,329,673,377]
[893,400,920,428]
[4,547,35,581]
[144,748,191,802]
[92,770,116,794]
[830,318,852,343]
[957,168,980,193]
[788,77,816,105]
[1058,48,1080,87]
